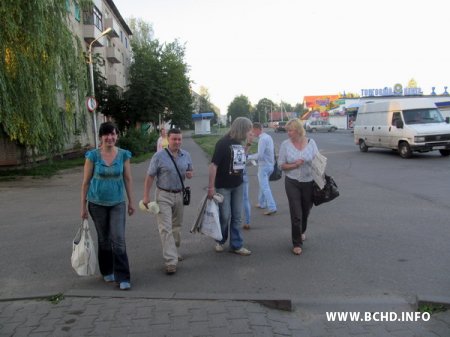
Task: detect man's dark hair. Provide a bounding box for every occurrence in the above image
[168,128,182,137]
[252,122,262,130]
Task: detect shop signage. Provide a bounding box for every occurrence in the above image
[361,83,423,97]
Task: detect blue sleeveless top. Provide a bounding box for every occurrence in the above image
[86,148,132,206]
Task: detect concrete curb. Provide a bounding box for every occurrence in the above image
[417,294,450,310]
[0,290,293,311]
[64,289,294,311]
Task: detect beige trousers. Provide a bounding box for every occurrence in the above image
[156,189,184,266]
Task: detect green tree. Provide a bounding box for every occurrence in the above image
[197,86,217,124]
[227,95,251,122]
[160,40,193,128]
[293,103,305,114]
[0,0,88,155]
[254,98,275,123]
[125,18,192,129]
[101,85,128,132]
[126,33,164,126]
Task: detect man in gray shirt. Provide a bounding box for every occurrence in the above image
[142,128,193,275]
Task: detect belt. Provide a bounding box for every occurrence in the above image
[158,187,182,193]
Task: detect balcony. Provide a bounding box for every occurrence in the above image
[83,25,108,47]
[104,18,120,38]
[106,47,121,63]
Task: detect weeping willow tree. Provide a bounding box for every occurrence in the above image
[0,0,89,156]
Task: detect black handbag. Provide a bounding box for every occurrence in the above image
[269,155,282,181]
[312,174,339,206]
[165,149,191,205]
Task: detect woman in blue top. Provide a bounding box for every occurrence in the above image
[81,122,135,290]
[278,119,319,256]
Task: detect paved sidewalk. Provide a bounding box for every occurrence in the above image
[1,131,449,336]
[1,295,450,337]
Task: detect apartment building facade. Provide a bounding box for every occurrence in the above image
[66,0,133,149]
[0,0,132,166]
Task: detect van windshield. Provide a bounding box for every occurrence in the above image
[402,108,445,125]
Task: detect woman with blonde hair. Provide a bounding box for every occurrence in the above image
[278,119,319,255]
[157,127,168,152]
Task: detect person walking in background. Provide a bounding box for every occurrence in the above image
[242,131,255,230]
[81,122,135,290]
[247,122,277,215]
[143,128,193,275]
[156,127,168,152]
[278,119,319,255]
[207,117,253,255]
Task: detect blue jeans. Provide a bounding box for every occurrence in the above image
[216,184,244,250]
[88,202,130,282]
[257,165,277,211]
[242,171,251,224]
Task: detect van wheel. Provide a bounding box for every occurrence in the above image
[398,142,412,158]
[439,149,450,157]
[329,127,337,132]
[311,128,317,133]
[359,140,368,152]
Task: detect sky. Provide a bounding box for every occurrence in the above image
[113,0,449,114]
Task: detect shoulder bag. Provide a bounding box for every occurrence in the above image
[312,174,339,206]
[71,219,97,276]
[269,154,282,181]
[165,148,191,205]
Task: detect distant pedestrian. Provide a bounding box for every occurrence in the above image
[157,127,169,152]
[278,119,319,255]
[248,122,277,215]
[208,117,253,255]
[80,122,135,290]
[142,128,193,275]
[242,131,255,230]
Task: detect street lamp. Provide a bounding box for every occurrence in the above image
[88,27,112,148]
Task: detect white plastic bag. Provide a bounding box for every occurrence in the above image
[200,199,223,241]
[71,219,97,276]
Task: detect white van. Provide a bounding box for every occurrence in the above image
[354,98,450,158]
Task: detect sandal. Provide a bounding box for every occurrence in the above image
[243,224,250,230]
[292,247,302,255]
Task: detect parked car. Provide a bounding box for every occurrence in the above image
[305,120,338,132]
[274,121,287,132]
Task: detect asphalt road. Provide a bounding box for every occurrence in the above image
[1,129,449,308]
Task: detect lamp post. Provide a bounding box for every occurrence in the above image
[88,27,112,148]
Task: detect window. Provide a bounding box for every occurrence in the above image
[74,1,80,22]
[120,31,123,43]
[66,0,71,12]
[93,6,103,31]
[125,37,128,49]
[392,112,401,126]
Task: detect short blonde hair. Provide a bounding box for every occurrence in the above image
[227,117,253,142]
[286,119,305,137]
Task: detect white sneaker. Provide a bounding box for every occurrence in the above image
[215,243,224,252]
[233,247,252,256]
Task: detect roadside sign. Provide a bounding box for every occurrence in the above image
[86,96,98,112]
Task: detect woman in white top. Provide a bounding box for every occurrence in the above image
[278,119,319,255]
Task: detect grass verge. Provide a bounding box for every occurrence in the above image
[0,151,153,180]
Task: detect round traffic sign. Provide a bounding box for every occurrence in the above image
[86,96,98,112]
